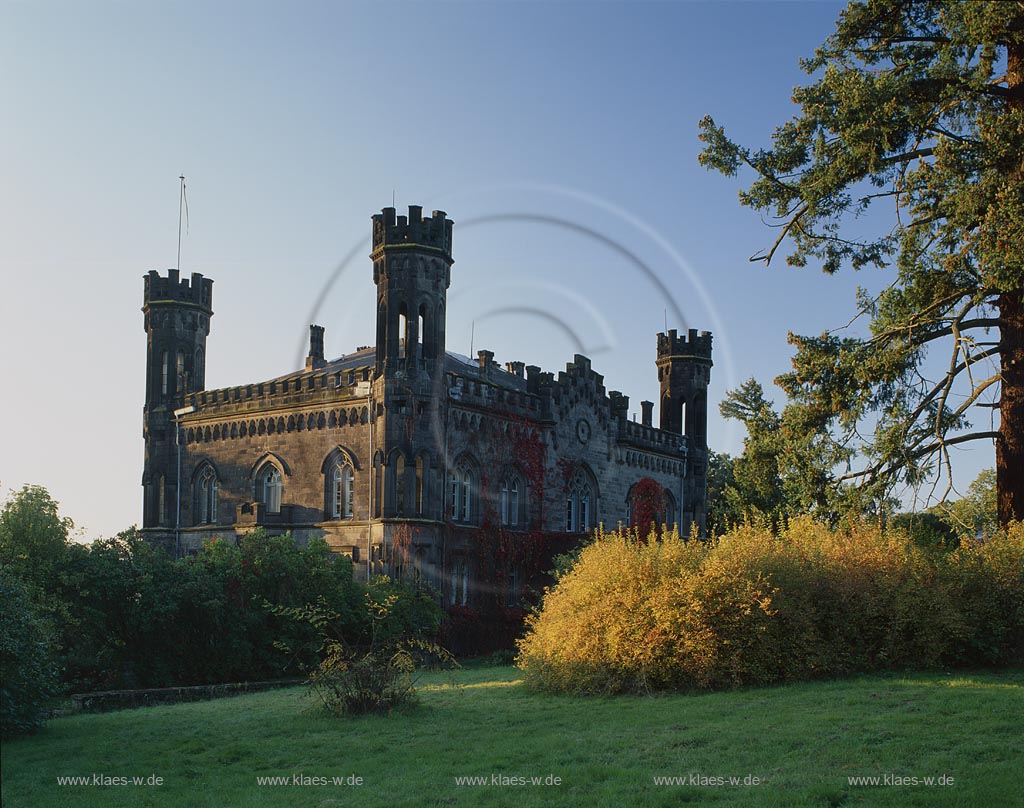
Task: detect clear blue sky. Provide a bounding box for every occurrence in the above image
[0,0,992,538]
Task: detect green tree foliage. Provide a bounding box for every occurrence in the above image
[0,569,59,737]
[718,380,787,526]
[705,451,740,536]
[699,0,1024,526]
[0,485,73,594]
[935,467,999,538]
[0,485,400,691]
[713,379,849,529]
[889,510,960,550]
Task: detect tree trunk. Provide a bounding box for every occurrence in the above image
[999,34,1024,527]
[998,291,1024,527]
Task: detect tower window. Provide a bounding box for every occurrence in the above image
[176,351,185,394]
[161,351,169,396]
[415,456,424,515]
[157,474,166,526]
[194,347,204,388]
[257,464,282,513]
[418,307,426,361]
[395,454,406,515]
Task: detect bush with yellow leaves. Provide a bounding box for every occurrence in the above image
[516,520,1023,693]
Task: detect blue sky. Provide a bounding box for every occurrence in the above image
[0,0,993,538]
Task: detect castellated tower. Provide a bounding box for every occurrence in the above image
[369,206,454,523]
[371,206,453,379]
[657,328,713,534]
[141,269,214,538]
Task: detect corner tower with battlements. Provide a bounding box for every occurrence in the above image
[141,270,214,546]
[657,328,713,534]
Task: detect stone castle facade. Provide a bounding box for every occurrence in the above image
[141,205,712,606]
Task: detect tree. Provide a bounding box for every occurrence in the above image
[719,380,786,525]
[715,379,849,528]
[705,451,740,536]
[935,467,998,537]
[0,568,59,737]
[699,1,1024,526]
[0,485,73,593]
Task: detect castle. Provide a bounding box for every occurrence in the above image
[141,205,712,607]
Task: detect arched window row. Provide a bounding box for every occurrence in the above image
[619,450,682,476]
[184,407,368,444]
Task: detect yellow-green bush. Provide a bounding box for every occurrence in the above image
[516,520,1024,693]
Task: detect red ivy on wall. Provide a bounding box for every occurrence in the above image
[630,476,668,540]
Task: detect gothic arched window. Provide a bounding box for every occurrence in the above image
[395,454,406,515]
[196,465,218,525]
[449,461,477,524]
[256,464,282,514]
[501,476,522,527]
[565,472,595,533]
[157,474,166,526]
[331,462,354,518]
[176,351,185,394]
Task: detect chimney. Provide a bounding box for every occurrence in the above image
[306,324,326,370]
[477,349,494,377]
[641,400,654,427]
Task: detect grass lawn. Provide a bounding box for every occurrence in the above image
[2,666,1022,807]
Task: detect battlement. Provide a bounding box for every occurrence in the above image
[619,418,687,455]
[144,269,214,312]
[371,205,453,260]
[183,364,373,417]
[657,328,712,362]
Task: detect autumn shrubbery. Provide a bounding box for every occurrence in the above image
[516,519,1024,693]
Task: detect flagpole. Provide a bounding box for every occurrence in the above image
[177,175,185,272]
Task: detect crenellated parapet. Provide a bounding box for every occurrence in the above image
[656,328,713,363]
[618,418,686,455]
[144,270,213,317]
[370,206,453,261]
[183,365,373,418]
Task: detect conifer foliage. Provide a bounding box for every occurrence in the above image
[699,1,1024,525]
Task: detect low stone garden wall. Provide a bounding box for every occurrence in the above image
[68,679,304,713]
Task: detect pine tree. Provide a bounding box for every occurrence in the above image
[699,0,1024,525]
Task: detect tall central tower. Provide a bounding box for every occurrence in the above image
[371,206,453,380]
[369,206,454,525]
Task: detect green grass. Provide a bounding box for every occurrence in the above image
[2,666,1022,807]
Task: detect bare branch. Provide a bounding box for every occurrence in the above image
[838,431,1001,483]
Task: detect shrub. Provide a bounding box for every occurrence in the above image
[517,519,1024,693]
[279,577,451,715]
[0,569,59,737]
